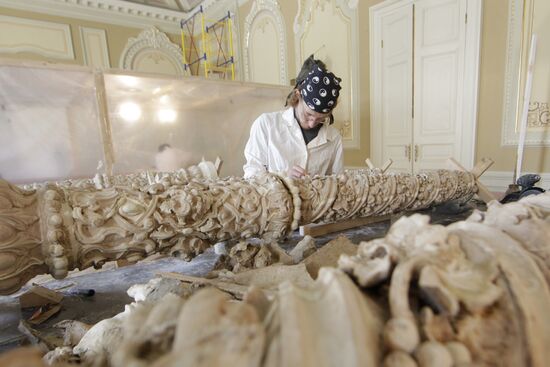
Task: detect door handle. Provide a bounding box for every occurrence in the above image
[414,145,419,162]
[405,145,411,161]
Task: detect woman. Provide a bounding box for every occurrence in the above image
[243,57,343,179]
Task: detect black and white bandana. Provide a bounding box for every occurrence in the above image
[299,66,342,113]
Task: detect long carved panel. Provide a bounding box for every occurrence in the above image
[0,168,477,294]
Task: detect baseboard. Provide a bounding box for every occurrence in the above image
[478,171,550,193]
[344,166,550,193]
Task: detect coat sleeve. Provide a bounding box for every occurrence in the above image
[329,133,344,175]
[243,115,269,178]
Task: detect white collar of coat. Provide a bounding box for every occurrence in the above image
[282,107,339,144]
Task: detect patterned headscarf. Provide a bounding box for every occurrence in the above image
[298,66,342,113]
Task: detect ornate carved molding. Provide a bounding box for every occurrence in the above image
[36,192,550,367]
[0,180,46,294]
[340,192,550,365]
[528,101,550,128]
[119,27,188,76]
[243,0,288,85]
[0,0,185,33]
[0,169,477,294]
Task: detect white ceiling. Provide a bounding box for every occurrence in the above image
[122,0,204,12]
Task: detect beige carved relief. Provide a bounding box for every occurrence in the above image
[0,180,46,294]
[340,192,550,366]
[6,192,548,366]
[0,169,477,295]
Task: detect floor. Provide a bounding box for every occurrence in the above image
[0,198,484,352]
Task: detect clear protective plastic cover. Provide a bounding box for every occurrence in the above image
[0,61,291,183]
[0,63,103,184]
[104,73,289,177]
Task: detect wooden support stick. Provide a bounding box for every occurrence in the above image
[381,159,393,173]
[299,214,391,238]
[470,157,494,178]
[447,157,496,203]
[214,156,223,175]
[365,158,393,173]
[365,158,375,170]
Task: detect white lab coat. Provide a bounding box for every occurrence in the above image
[243,107,344,178]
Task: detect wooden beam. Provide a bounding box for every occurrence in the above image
[299,214,391,237]
[365,158,393,173]
[381,159,393,173]
[214,157,223,175]
[447,157,497,203]
[471,157,494,178]
[365,158,375,170]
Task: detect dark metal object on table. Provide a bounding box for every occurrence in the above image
[500,173,546,203]
[64,288,95,297]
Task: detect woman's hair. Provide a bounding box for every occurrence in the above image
[285,55,336,125]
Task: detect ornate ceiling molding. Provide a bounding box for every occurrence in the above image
[0,0,186,33]
[119,27,187,76]
[243,0,288,85]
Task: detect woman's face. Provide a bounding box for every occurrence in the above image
[295,93,330,130]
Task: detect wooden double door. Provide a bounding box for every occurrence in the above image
[370,0,481,173]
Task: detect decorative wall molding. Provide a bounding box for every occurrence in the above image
[502,0,524,146]
[243,0,288,85]
[119,27,187,76]
[0,0,185,33]
[0,14,74,60]
[293,0,360,149]
[528,102,550,128]
[79,27,111,69]
[502,0,550,146]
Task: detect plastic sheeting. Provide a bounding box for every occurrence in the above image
[0,61,290,183]
[0,64,103,184]
[104,73,289,177]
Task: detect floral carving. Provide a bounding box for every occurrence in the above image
[0,169,477,294]
[0,181,45,294]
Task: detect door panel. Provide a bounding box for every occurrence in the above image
[413,0,466,172]
[379,4,413,173]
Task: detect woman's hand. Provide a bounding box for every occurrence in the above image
[288,165,308,179]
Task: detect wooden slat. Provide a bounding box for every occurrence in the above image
[299,214,391,237]
[381,159,393,173]
[364,158,393,173]
[365,158,375,170]
[471,157,494,178]
[446,157,497,203]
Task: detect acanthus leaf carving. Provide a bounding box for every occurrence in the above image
[0,168,477,294]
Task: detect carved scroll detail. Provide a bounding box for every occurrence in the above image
[0,181,45,294]
[340,192,550,366]
[0,169,477,294]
